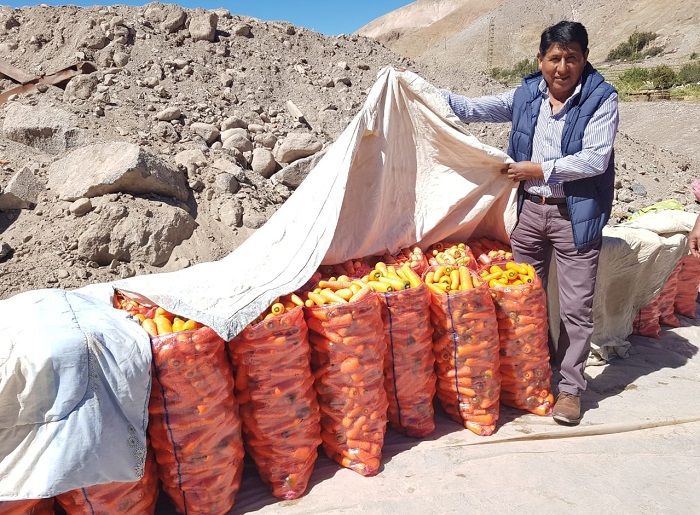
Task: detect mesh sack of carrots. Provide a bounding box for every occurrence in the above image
[425,264,502,436]
[305,291,388,476]
[466,237,513,267]
[658,263,682,327]
[0,498,54,515]
[228,302,321,500]
[674,254,700,318]
[480,262,554,416]
[55,445,158,515]
[148,324,244,514]
[632,295,662,339]
[373,263,436,438]
[317,258,373,280]
[426,241,477,270]
[367,246,429,276]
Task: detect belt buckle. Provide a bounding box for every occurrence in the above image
[539,194,545,205]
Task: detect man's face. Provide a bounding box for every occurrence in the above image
[538,42,589,100]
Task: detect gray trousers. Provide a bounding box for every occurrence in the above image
[509,199,601,396]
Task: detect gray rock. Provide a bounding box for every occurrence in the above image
[81,32,109,50]
[48,142,189,201]
[211,158,243,175]
[617,189,636,203]
[144,3,186,32]
[254,132,278,150]
[78,200,195,266]
[214,172,240,194]
[243,211,267,229]
[271,148,327,189]
[2,103,82,154]
[113,51,129,67]
[162,9,187,33]
[274,132,322,164]
[189,11,218,42]
[0,42,18,53]
[221,116,247,130]
[153,121,180,143]
[218,199,243,227]
[0,167,43,210]
[222,132,253,153]
[69,197,93,216]
[0,242,12,259]
[251,148,277,178]
[63,73,100,101]
[57,269,70,279]
[221,127,248,143]
[233,23,251,37]
[190,122,220,145]
[630,182,647,196]
[156,106,181,121]
[174,148,208,173]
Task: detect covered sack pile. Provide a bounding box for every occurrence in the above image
[2,68,698,512]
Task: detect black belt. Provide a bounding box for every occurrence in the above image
[524,192,567,205]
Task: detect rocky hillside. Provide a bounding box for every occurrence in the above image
[0,2,698,301]
[358,0,700,71]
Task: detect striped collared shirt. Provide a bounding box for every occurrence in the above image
[442,79,619,198]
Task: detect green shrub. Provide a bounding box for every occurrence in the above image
[643,46,663,58]
[648,65,676,89]
[690,52,698,60]
[619,67,650,82]
[678,62,700,84]
[489,58,538,82]
[607,31,658,61]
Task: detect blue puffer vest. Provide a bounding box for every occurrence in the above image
[509,63,617,251]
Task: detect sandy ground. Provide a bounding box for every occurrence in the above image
[619,101,700,161]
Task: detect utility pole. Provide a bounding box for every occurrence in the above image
[487,17,495,72]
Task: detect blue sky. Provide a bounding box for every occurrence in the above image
[2,1,415,36]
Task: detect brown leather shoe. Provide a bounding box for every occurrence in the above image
[552,392,581,425]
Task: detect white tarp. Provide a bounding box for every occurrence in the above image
[77,67,517,342]
[75,67,695,356]
[0,289,152,500]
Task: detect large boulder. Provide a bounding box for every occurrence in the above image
[222,132,253,153]
[47,142,189,201]
[251,148,277,179]
[189,11,218,42]
[63,74,100,102]
[2,103,83,154]
[143,2,187,33]
[274,132,322,164]
[77,198,195,267]
[0,167,43,210]
[190,122,220,145]
[271,148,327,189]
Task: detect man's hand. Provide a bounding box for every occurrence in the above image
[690,215,700,258]
[501,161,544,182]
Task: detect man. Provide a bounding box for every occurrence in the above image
[442,21,619,425]
[689,214,700,258]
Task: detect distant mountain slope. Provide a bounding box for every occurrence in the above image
[358,0,700,72]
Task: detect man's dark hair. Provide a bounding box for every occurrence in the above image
[539,21,588,55]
